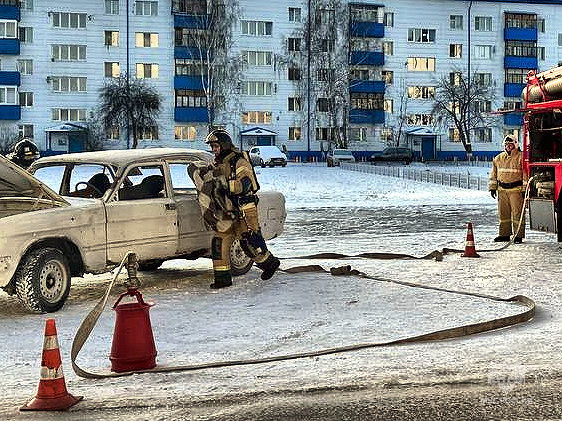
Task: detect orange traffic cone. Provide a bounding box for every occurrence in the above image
[20,319,83,411]
[461,222,480,258]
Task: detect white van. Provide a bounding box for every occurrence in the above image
[248,146,288,167]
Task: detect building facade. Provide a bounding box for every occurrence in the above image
[0,0,561,160]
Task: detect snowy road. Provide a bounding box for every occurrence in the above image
[0,163,560,420]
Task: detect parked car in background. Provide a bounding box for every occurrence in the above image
[0,149,286,313]
[327,149,356,167]
[370,147,414,165]
[249,146,288,167]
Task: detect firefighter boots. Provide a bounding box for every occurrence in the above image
[257,255,280,281]
[494,235,510,242]
[210,270,233,289]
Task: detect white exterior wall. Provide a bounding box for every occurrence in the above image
[2,0,562,156]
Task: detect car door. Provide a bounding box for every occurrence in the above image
[105,163,179,264]
[167,161,210,254]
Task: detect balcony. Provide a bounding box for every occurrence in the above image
[174,75,205,90]
[0,4,20,20]
[0,38,19,55]
[349,109,385,124]
[174,14,208,29]
[349,21,384,38]
[175,106,209,122]
[504,27,537,42]
[0,71,20,85]
[0,105,20,120]
[504,82,525,98]
[504,113,523,126]
[504,56,537,70]
[349,51,384,66]
[349,80,385,94]
[174,46,208,60]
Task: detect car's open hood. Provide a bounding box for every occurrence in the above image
[0,154,68,205]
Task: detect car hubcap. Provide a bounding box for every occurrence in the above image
[230,239,251,269]
[39,260,67,303]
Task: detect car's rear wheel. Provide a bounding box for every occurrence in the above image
[15,248,71,313]
[138,259,164,271]
[230,238,253,276]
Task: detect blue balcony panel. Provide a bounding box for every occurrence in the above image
[0,39,19,55]
[0,71,20,86]
[504,113,524,126]
[504,56,537,69]
[349,51,384,66]
[504,27,537,41]
[174,75,205,90]
[350,21,384,38]
[0,5,20,20]
[349,80,385,94]
[174,46,208,60]
[504,82,525,97]
[175,107,209,123]
[349,109,385,125]
[174,14,208,29]
[0,105,21,120]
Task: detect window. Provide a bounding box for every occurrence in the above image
[384,99,393,113]
[537,18,545,33]
[140,126,159,140]
[244,51,273,66]
[242,111,272,124]
[449,128,460,142]
[51,45,87,61]
[107,126,119,140]
[350,127,368,142]
[104,31,119,47]
[475,16,492,31]
[19,91,33,106]
[51,108,87,122]
[505,13,537,29]
[406,114,435,126]
[241,20,272,36]
[136,63,159,78]
[350,93,384,110]
[383,12,394,27]
[449,44,462,58]
[172,0,206,14]
[474,127,492,143]
[288,7,301,22]
[21,0,33,10]
[320,39,334,53]
[317,98,331,112]
[16,59,33,75]
[407,86,435,99]
[380,128,393,142]
[289,127,301,141]
[135,32,159,47]
[135,1,158,16]
[18,124,33,139]
[18,27,33,43]
[174,125,197,141]
[559,33,562,47]
[52,12,87,29]
[450,15,463,30]
[175,59,207,76]
[474,45,493,59]
[288,97,301,111]
[118,166,165,201]
[315,8,335,26]
[503,100,522,111]
[105,0,119,14]
[288,38,301,52]
[240,81,272,96]
[382,70,393,84]
[450,72,462,86]
[0,20,17,38]
[288,68,301,80]
[169,163,196,191]
[317,68,335,82]
[175,27,207,47]
[407,57,435,72]
[407,28,436,43]
[0,86,17,105]
[350,68,372,81]
[383,41,393,56]
[349,4,380,23]
[505,40,537,58]
[473,100,491,113]
[175,89,207,107]
[475,73,493,86]
[505,68,528,84]
[537,46,545,61]
[51,76,87,92]
[104,62,120,78]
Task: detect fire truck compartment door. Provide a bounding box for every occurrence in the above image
[529,198,558,233]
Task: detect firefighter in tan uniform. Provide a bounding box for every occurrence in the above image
[488,135,527,243]
[204,129,280,289]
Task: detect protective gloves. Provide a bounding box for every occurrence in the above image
[490,190,497,199]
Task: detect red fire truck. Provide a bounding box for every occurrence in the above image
[521,66,562,242]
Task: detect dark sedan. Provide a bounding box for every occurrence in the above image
[370,147,414,165]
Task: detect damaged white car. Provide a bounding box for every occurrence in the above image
[0,149,286,313]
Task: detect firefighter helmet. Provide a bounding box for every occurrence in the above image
[205,129,234,152]
[504,134,519,150]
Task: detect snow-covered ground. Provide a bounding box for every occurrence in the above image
[0,162,560,419]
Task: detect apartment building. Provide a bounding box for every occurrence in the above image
[0,0,561,160]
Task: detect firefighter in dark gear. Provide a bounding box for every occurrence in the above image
[198,129,280,289]
[488,134,527,243]
[7,138,40,169]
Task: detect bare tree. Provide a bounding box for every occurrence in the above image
[0,126,19,155]
[174,0,244,131]
[432,71,498,157]
[98,75,162,149]
[84,116,105,152]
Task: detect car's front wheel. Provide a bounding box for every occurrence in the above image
[15,248,71,313]
[230,238,254,276]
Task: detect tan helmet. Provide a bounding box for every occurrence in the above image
[503,134,519,150]
[205,129,234,152]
